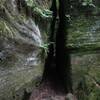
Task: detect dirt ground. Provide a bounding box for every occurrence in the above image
[29,80,67,100]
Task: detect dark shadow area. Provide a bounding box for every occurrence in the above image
[43,0,73,93]
[42,0,67,92]
[56,0,72,93]
[22,90,31,100]
[42,0,62,91]
[17,0,32,16]
[43,0,57,80]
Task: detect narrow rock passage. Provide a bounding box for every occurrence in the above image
[29,56,67,100]
[29,80,66,100]
[29,0,72,99]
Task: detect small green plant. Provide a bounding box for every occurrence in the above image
[25,0,52,19]
[40,42,54,55]
[33,7,52,18]
[82,0,95,7]
[25,0,35,7]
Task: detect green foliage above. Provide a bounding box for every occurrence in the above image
[82,0,95,7]
[25,0,52,19]
[82,0,93,5]
[25,0,35,7]
[33,7,52,19]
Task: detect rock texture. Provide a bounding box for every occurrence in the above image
[67,16,100,50]
[0,0,51,100]
[67,15,100,99]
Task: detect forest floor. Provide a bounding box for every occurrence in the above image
[29,79,67,100]
[29,60,76,100]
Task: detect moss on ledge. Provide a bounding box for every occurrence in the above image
[67,15,100,52]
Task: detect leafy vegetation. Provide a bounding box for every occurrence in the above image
[25,0,52,19]
[82,0,94,6]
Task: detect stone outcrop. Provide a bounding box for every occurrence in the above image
[0,0,52,99]
[67,15,100,99]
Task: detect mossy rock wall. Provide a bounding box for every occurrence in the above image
[67,15,100,99]
[0,0,52,100]
[71,52,100,100]
[67,16,100,50]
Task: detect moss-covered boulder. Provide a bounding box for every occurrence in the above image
[0,0,52,100]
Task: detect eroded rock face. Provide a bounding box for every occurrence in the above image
[0,0,52,99]
[67,16,100,50]
[71,52,100,100]
[67,15,100,100]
